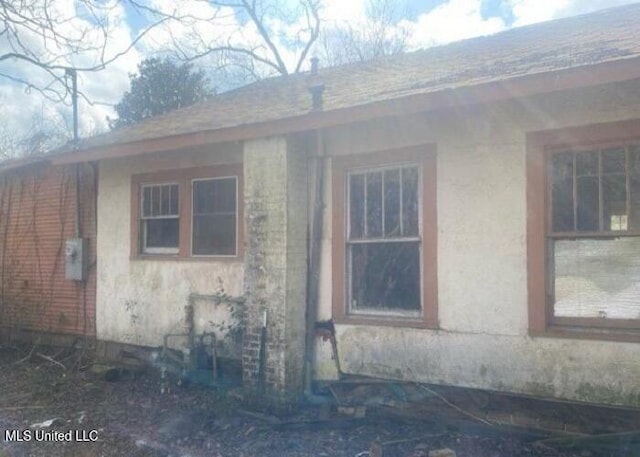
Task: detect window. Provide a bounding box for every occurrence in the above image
[527,120,640,339]
[348,165,421,313]
[140,183,179,254]
[131,164,243,259]
[192,177,237,256]
[332,146,437,327]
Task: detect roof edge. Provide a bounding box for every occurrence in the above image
[52,55,640,165]
[0,156,51,174]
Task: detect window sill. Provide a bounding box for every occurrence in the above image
[335,314,437,329]
[530,325,640,343]
[130,254,243,263]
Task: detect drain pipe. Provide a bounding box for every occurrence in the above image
[303,127,326,399]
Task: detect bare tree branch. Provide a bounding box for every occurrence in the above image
[318,0,409,67]
[238,0,288,74]
[144,0,322,79]
[294,0,320,73]
[0,0,171,105]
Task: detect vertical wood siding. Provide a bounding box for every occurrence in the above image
[0,163,96,338]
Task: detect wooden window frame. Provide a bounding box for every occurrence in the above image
[131,163,243,261]
[332,145,438,328]
[527,119,640,342]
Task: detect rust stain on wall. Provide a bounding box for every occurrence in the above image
[0,163,97,338]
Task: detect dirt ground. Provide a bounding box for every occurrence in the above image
[0,345,636,457]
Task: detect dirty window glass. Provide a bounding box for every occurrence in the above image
[347,164,421,314]
[553,238,640,319]
[550,146,640,233]
[192,177,237,256]
[350,242,421,311]
[548,144,640,322]
[141,183,179,254]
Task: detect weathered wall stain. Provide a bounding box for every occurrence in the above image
[315,79,640,407]
[96,144,244,348]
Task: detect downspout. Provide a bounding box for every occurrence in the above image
[303,127,326,398]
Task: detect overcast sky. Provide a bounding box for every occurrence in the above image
[0,0,637,141]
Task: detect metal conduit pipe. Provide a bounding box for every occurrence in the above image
[303,127,329,402]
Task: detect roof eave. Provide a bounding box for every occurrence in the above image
[51,55,640,165]
[0,156,50,175]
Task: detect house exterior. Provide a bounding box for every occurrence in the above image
[5,4,640,407]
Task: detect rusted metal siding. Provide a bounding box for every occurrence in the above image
[0,162,96,338]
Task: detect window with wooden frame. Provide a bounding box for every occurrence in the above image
[527,120,640,340]
[332,146,438,328]
[140,183,180,254]
[131,164,243,260]
[192,177,237,256]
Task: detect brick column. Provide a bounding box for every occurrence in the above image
[242,136,308,406]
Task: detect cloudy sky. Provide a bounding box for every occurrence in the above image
[0,0,637,142]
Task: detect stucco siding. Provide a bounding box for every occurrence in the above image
[316,79,640,406]
[96,144,244,347]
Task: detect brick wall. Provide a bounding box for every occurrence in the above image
[242,136,308,404]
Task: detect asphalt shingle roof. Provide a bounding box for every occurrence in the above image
[76,3,640,152]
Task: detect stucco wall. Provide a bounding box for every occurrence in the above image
[96,144,244,348]
[315,78,640,407]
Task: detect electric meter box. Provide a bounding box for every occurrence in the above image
[65,238,87,281]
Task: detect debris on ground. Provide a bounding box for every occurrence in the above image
[428,448,456,457]
[0,344,638,456]
[30,418,63,429]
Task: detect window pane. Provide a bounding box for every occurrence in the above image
[603,175,627,231]
[383,169,401,237]
[193,178,236,215]
[192,214,236,255]
[602,147,626,174]
[142,184,179,218]
[553,238,640,319]
[193,180,207,214]
[366,171,383,238]
[215,179,236,213]
[192,178,237,256]
[350,242,420,311]
[576,176,599,231]
[575,151,597,176]
[161,185,171,215]
[349,173,365,239]
[170,185,179,215]
[630,146,640,175]
[631,177,640,231]
[142,187,151,217]
[151,186,161,216]
[402,166,419,237]
[551,153,574,232]
[144,219,179,250]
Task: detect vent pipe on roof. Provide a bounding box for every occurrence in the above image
[307,57,325,111]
